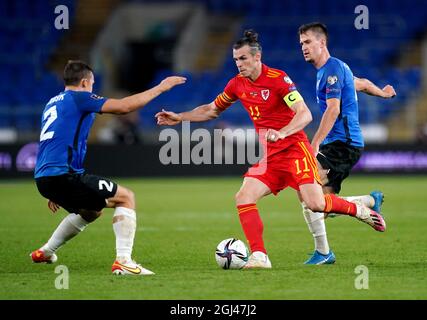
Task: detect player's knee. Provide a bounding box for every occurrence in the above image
[118,187,135,208]
[235,189,256,205]
[126,188,135,207]
[78,209,102,223]
[126,188,135,204]
[305,198,326,212]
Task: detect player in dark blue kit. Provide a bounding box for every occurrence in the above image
[297,23,395,263]
[31,60,186,275]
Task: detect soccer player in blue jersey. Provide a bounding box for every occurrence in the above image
[31,60,186,275]
[297,23,396,262]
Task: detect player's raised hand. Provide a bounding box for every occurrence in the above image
[382,85,396,98]
[47,200,60,213]
[156,109,182,126]
[265,129,285,142]
[158,76,187,92]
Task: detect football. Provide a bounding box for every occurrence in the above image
[215,238,249,269]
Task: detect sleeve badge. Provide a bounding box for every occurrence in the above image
[327,75,338,85]
[283,76,293,84]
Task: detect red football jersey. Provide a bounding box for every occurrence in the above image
[214,64,309,157]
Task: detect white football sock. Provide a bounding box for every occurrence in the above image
[113,207,137,263]
[41,213,88,256]
[343,195,374,208]
[301,202,330,255]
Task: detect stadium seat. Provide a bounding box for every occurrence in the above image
[1,0,424,133]
[0,1,76,129]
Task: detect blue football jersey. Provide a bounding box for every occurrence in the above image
[316,57,363,147]
[34,90,107,178]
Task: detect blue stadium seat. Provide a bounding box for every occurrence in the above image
[1,0,424,131]
[0,1,76,129]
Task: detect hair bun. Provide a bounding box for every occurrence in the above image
[243,29,258,42]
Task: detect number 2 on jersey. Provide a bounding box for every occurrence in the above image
[40,105,57,141]
[295,157,310,175]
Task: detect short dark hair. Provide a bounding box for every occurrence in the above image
[298,22,328,43]
[63,60,93,86]
[233,29,262,55]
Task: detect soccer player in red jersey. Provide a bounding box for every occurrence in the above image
[156,30,385,267]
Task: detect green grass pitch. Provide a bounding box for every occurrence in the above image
[0,175,426,300]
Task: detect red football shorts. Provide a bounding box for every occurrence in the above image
[244,140,322,195]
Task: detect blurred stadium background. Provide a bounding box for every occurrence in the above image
[1,0,427,177]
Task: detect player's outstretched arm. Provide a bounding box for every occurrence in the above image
[155,101,222,126]
[101,76,186,114]
[354,76,396,98]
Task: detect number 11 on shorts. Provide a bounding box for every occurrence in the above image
[295,157,310,175]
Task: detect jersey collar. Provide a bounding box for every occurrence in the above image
[318,57,332,71]
[247,63,269,84]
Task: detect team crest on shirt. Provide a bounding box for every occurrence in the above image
[327,75,338,85]
[261,89,270,100]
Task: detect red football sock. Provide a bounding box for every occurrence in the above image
[237,203,266,254]
[324,194,357,216]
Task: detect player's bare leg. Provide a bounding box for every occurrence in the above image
[107,185,154,275]
[235,178,272,269]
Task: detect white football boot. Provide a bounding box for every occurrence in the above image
[112,260,155,275]
[243,251,272,269]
